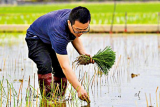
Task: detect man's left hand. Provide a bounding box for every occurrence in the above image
[84,54,94,65]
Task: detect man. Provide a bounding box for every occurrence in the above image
[25,6,94,102]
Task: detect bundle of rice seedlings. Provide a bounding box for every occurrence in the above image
[74,46,116,74]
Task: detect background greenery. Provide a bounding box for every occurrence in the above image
[0,3,160,24]
[1,0,160,3]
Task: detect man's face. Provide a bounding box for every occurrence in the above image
[68,20,90,38]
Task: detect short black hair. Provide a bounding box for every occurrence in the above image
[69,6,91,25]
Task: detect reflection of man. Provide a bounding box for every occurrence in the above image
[25,6,94,102]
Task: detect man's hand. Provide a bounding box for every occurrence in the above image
[56,54,90,103]
[84,54,94,65]
[78,87,90,103]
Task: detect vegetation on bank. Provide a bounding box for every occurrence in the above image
[0,3,160,24]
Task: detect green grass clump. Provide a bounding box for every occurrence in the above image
[74,46,116,74]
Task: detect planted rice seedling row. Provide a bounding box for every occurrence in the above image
[1,3,160,14]
[1,33,160,106]
[0,13,159,24]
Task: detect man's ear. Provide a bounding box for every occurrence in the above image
[67,20,71,25]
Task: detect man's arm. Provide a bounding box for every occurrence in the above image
[56,53,90,102]
[72,37,86,55]
[72,37,94,64]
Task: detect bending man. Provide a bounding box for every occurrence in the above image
[25,6,94,102]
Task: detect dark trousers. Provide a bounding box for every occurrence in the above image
[25,38,66,78]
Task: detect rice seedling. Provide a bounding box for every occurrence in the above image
[159,91,160,107]
[156,87,159,107]
[2,33,160,107]
[1,81,3,107]
[145,87,160,107]
[10,87,11,107]
[74,46,116,74]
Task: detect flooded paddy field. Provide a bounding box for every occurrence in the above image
[0,33,160,107]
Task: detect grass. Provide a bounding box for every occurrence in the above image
[0,2,160,24]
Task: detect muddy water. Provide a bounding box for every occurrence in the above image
[0,33,160,107]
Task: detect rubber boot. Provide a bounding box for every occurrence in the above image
[38,73,53,98]
[53,76,67,97]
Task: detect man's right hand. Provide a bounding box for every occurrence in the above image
[56,53,91,103]
[84,54,94,65]
[77,88,90,103]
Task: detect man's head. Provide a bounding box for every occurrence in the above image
[68,6,91,37]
